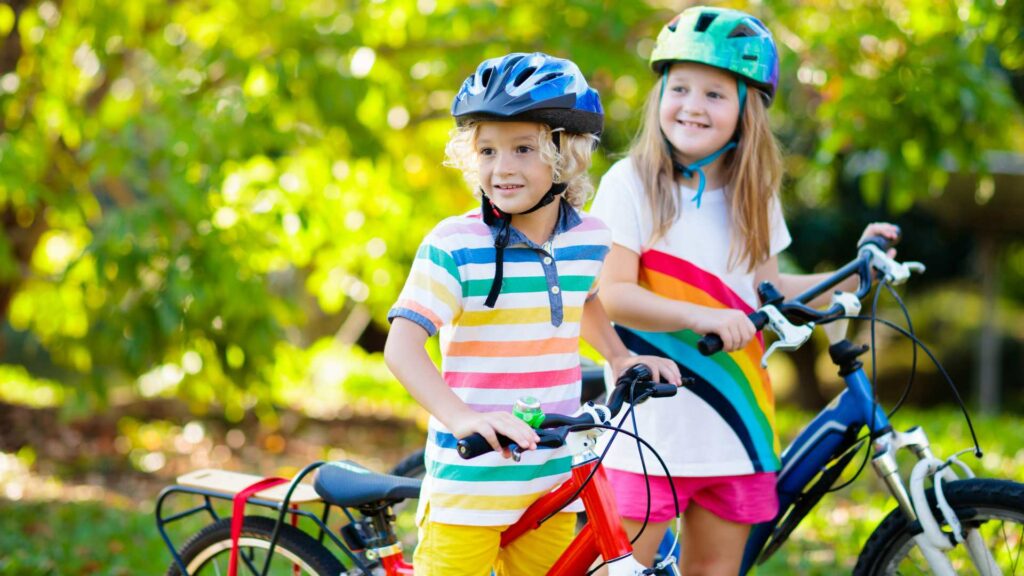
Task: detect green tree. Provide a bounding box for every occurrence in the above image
[1,0,1020,414]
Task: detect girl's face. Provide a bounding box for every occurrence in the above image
[476,121,554,214]
[659,62,741,166]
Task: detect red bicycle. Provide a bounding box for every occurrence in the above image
[156,365,683,576]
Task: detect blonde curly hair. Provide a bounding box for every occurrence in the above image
[444,121,599,209]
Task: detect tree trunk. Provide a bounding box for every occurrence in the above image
[789,335,828,410]
[975,234,1002,414]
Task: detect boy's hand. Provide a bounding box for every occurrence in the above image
[610,355,682,386]
[689,307,756,352]
[449,410,540,459]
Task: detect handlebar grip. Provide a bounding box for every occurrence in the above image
[652,383,679,398]
[697,311,770,356]
[456,433,514,460]
[615,363,652,388]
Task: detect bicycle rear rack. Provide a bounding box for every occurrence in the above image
[155,460,375,576]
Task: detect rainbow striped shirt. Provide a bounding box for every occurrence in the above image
[591,158,791,476]
[388,201,611,525]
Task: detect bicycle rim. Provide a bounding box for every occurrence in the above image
[168,516,343,576]
[188,537,321,574]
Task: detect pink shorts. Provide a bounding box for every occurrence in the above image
[604,468,779,525]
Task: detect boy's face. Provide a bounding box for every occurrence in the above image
[659,62,740,165]
[475,121,554,214]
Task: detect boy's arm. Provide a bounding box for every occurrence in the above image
[384,318,539,454]
[580,295,682,386]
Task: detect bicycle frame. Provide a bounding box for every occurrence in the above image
[741,342,891,573]
[501,458,640,575]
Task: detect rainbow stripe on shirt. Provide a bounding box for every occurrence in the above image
[615,248,781,472]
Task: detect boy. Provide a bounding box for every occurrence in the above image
[384,52,680,576]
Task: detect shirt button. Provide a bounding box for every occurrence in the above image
[543,256,553,265]
[551,286,560,295]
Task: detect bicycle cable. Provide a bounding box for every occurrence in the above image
[575,421,680,576]
[816,278,981,495]
[531,378,680,575]
[881,281,918,418]
[817,312,984,458]
[629,380,653,547]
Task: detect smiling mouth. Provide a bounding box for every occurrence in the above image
[494,184,524,191]
[677,119,709,128]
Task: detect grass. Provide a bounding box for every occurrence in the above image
[1,406,1021,575]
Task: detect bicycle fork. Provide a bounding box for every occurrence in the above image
[872,427,1000,575]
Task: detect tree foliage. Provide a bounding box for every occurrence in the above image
[0,0,1020,412]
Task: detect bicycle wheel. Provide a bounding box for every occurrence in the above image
[853,478,1024,575]
[389,448,426,479]
[166,515,344,576]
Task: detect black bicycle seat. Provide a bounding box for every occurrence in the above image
[313,460,422,508]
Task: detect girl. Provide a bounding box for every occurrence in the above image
[589,8,898,574]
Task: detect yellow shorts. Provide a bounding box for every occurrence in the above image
[412,512,576,576]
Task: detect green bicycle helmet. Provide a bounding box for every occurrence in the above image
[650,6,779,105]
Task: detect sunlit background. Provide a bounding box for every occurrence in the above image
[0,0,1022,573]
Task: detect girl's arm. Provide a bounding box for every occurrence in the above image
[598,243,756,352]
[580,294,682,386]
[757,223,901,306]
[384,318,539,454]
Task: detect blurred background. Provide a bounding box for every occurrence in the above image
[0,0,1021,573]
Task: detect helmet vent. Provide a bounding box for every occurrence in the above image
[513,67,537,87]
[742,54,758,61]
[481,68,493,87]
[666,15,681,32]
[538,72,562,83]
[728,22,759,38]
[695,13,718,33]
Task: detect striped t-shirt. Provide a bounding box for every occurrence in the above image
[388,200,611,526]
[590,158,791,477]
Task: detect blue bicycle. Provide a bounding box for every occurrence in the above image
[652,234,1024,574]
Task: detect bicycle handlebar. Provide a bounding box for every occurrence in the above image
[696,231,908,356]
[456,364,680,460]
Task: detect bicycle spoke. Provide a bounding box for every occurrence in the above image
[1005,519,1022,574]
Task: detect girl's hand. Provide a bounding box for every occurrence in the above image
[448,410,540,458]
[610,355,682,386]
[858,222,900,256]
[689,307,756,352]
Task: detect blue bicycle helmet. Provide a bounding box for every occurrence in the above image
[451,53,604,309]
[452,52,604,136]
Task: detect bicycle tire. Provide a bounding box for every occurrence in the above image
[852,478,1024,575]
[166,515,345,576]
[389,448,426,479]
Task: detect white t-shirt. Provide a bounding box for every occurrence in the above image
[590,157,791,476]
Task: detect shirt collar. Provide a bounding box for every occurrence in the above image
[485,198,582,249]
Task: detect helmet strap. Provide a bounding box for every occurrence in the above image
[659,73,748,208]
[480,178,568,308]
[669,140,736,208]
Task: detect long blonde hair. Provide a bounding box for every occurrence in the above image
[444,121,599,209]
[629,78,783,271]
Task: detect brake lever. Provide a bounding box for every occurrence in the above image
[861,244,926,286]
[760,305,814,368]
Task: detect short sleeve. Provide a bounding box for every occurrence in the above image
[387,231,464,337]
[589,159,648,256]
[768,195,792,257]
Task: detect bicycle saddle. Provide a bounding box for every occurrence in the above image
[313,460,422,507]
